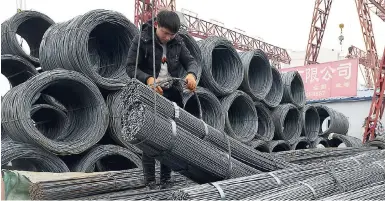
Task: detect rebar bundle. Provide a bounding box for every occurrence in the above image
[262,67,283,108]
[39,9,138,90]
[271,103,302,144]
[1,69,109,155]
[178,30,202,84]
[221,90,258,143]
[301,104,320,141]
[320,181,385,200]
[280,71,306,108]
[1,141,69,172]
[310,137,329,148]
[74,145,142,172]
[366,136,385,149]
[1,10,55,66]
[291,137,311,150]
[182,87,225,131]
[327,133,363,147]
[315,104,349,136]
[172,150,385,200]
[260,140,291,153]
[81,187,179,200]
[1,54,38,87]
[254,102,274,141]
[238,49,272,101]
[197,36,244,96]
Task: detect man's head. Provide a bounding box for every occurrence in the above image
[155,10,180,44]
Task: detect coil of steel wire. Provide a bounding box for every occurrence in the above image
[197,36,244,96]
[221,90,258,143]
[365,136,385,149]
[178,30,202,84]
[1,10,55,66]
[262,67,284,108]
[74,144,142,172]
[291,137,311,150]
[1,69,109,155]
[254,102,275,141]
[260,140,291,153]
[301,104,320,141]
[247,140,267,152]
[280,71,306,108]
[1,141,69,172]
[238,49,272,101]
[327,133,363,147]
[182,87,225,131]
[271,103,302,144]
[39,9,138,90]
[1,54,38,87]
[310,137,329,148]
[315,104,349,136]
[320,181,385,200]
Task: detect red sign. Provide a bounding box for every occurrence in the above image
[279,58,359,100]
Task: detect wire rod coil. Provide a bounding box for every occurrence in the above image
[315,104,349,136]
[262,67,284,108]
[1,54,38,87]
[197,36,244,96]
[1,10,55,66]
[310,137,330,148]
[327,133,363,148]
[39,9,138,90]
[271,103,302,144]
[291,137,311,150]
[301,104,320,141]
[261,140,291,153]
[1,141,69,172]
[1,69,109,155]
[239,49,272,101]
[365,136,385,149]
[178,30,202,84]
[280,71,306,108]
[254,101,275,141]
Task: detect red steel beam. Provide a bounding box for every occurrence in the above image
[368,0,385,21]
[347,45,374,87]
[304,0,333,65]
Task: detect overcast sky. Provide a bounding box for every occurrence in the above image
[1,0,384,95]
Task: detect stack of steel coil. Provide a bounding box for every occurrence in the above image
[315,104,349,136]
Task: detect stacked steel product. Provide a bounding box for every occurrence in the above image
[1,55,38,87]
[1,10,55,66]
[1,141,69,172]
[271,103,302,144]
[320,181,385,200]
[254,102,274,141]
[1,70,109,155]
[238,49,272,101]
[247,140,267,152]
[178,30,202,84]
[262,67,284,108]
[122,80,294,172]
[39,9,138,90]
[81,187,179,200]
[310,137,329,148]
[221,90,258,143]
[197,36,244,96]
[120,99,260,183]
[301,104,320,141]
[280,71,306,108]
[366,136,385,149]
[315,104,349,136]
[73,145,142,172]
[259,140,291,153]
[182,87,225,131]
[29,168,196,200]
[326,133,363,147]
[291,137,311,150]
[245,160,385,200]
[172,150,385,200]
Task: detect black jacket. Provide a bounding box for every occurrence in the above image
[126,19,199,84]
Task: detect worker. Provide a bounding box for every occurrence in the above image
[126,10,199,189]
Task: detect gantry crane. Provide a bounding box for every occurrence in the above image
[134,0,291,69]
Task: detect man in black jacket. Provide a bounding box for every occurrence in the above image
[126,10,199,189]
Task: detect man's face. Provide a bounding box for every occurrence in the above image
[155,25,176,44]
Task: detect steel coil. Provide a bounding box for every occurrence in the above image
[197,36,243,96]
[1,141,69,172]
[239,49,272,101]
[310,137,330,148]
[247,140,268,152]
[1,54,38,87]
[39,9,138,90]
[262,67,284,107]
[271,103,302,144]
[1,10,55,66]
[182,87,225,131]
[301,104,320,141]
[365,136,385,149]
[280,71,306,108]
[254,102,274,141]
[261,140,291,153]
[291,137,311,150]
[1,69,109,155]
[178,30,202,84]
[221,90,258,143]
[327,133,363,147]
[315,104,349,136]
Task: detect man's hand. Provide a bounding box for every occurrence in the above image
[185,73,197,91]
[147,77,163,95]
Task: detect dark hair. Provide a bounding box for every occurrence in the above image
[156,10,180,33]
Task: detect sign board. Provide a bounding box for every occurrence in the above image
[279,58,359,100]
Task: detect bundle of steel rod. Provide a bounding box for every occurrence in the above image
[280,71,306,108]
[120,99,260,183]
[271,104,302,144]
[246,160,385,200]
[262,67,283,108]
[121,80,294,172]
[327,133,363,147]
[177,30,202,84]
[320,181,385,200]
[301,104,320,141]
[1,54,38,87]
[171,150,385,200]
[29,168,195,200]
[315,104,349,136]
[254,102,274,141]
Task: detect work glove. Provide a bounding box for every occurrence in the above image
[147,77,163,95]
[185,73,197,91]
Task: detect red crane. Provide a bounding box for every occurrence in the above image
[133,0,291,68]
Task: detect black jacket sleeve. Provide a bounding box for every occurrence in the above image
[126,34,152,84]
[179,41,199,79]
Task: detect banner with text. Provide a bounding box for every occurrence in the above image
[279,58,359,100]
